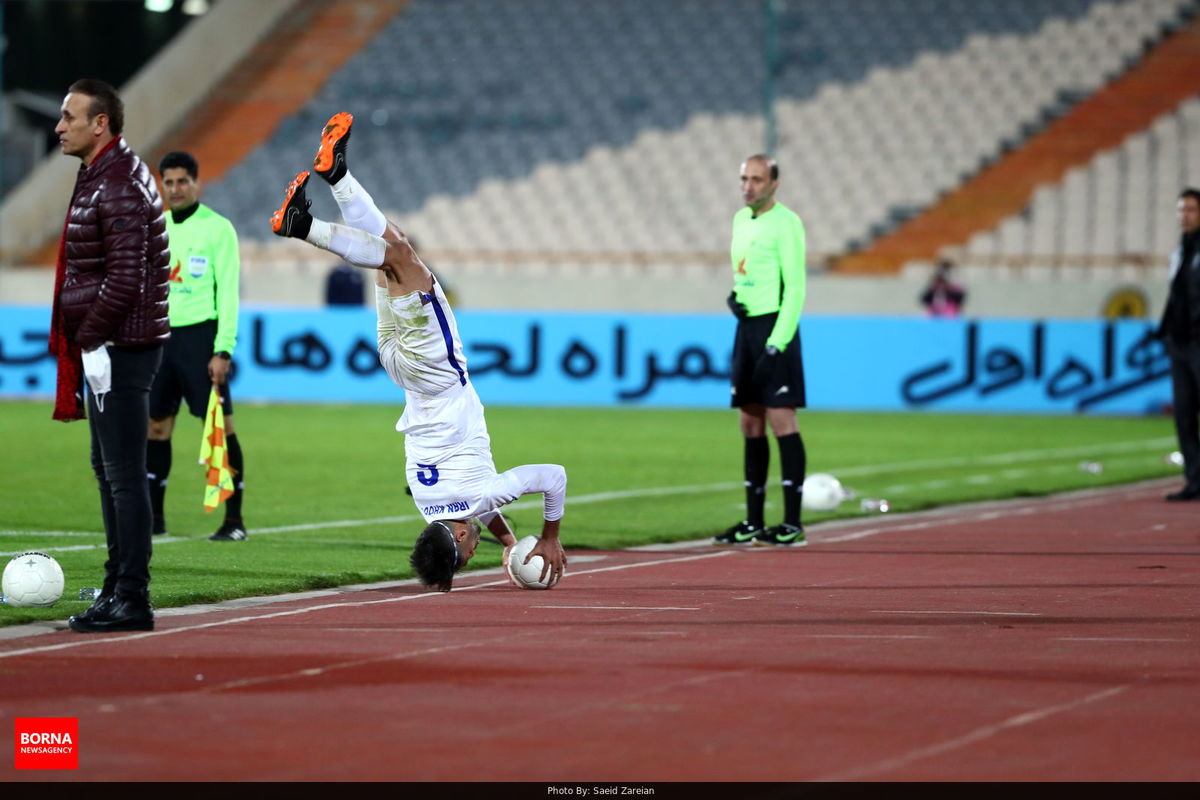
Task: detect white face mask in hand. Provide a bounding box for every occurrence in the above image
[81,346,112,412]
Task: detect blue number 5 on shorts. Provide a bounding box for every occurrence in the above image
[416,463,440,486]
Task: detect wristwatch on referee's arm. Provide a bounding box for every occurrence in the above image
[214,351,232,360]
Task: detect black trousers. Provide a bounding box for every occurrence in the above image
[1168,339,1200,489]
[87,344,163,597]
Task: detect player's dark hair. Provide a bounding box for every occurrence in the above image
[410,521,460,592]
[67,79,124,136]
[745,153,779,181]
[159,151,199,180]
[1180,187,1200,205]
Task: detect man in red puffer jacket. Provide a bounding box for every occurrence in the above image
[49,78,170,633]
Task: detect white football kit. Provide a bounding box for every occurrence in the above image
[375,281,566,524]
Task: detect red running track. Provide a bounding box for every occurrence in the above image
[0,478,1197,783]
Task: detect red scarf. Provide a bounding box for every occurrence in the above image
[49,211,83,421]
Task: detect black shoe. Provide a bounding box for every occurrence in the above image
[68,592,153,633]
[313,111,352,184]
[152,517,167,536]
[270,171,313,239]
[71,592,114,624]
[210,521,248,541]
[1166,485,1200,501]
[713,520,761,545]
[753,523,807,547]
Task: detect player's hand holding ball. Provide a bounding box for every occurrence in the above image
[506,535,567,589]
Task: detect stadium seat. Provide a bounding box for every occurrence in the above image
[204,0,1192,277]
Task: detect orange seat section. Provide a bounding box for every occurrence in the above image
[836,18,1200,274]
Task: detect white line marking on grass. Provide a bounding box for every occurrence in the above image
[0,550,733,659]
[5,436,1175,552]
[871,610,1042,616]
[0,531,100,538]
[880,453,1170,494]
[834,437,1174,478]
[817,684,1130,781]
[1,535,187,557]
[532,605,700,611]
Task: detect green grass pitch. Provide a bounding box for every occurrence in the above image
[0,399,1180,625]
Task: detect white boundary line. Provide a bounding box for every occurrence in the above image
[0,550,732,659]
[0,476,1178,643]
[870,610,1042,617]
[532,605,700,611]
[817,684,1131,781]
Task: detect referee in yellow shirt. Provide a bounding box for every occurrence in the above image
[148,151,247,542]
[714,154,808,547]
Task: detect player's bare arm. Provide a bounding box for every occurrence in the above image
[483,513,518,548]
[378,222,434,296]
[527,518,567,585]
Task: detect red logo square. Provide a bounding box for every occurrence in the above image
[14,717,78,770]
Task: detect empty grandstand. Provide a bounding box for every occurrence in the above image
[1,0,1197,316]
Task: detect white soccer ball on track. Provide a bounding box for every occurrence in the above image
[802,473,847,512]
[506,535,554,590]
[2,552,66,608]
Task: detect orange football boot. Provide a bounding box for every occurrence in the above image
[314,111,353,184]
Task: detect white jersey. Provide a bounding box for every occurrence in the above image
[375,281,490,465]
[376,281,568,524]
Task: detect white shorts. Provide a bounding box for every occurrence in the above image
[408,447,499,523]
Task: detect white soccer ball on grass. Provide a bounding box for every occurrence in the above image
[2,552,66,608]
[801,473,847,512]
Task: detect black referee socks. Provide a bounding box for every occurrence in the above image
[743,436,770,528]
[777,432,807,527]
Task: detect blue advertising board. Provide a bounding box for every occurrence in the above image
[0,306,1172,414]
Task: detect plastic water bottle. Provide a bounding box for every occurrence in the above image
[78,587,102,601]
[1078,461,1103,474]
[860,498,890,513]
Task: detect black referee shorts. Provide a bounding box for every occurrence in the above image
[149,319,235,420]
[730,312,806,409]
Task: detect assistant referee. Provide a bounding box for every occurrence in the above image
[714,154,809,547]
[148,151,247,541]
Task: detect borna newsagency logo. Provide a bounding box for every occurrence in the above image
[14,717,78,769]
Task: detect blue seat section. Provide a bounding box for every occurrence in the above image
[208,0,1103,239]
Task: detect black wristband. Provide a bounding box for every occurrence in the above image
[214,351,232,360]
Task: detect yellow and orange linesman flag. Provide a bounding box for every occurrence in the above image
[199,388,235,511]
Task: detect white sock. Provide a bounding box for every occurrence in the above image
[305,218,385,267]
[331,170,387,237]
[328,222,387,268]
[306,218,332,250]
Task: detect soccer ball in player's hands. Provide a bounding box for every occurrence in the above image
[2,552,66,608]
[506,535,558,590]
